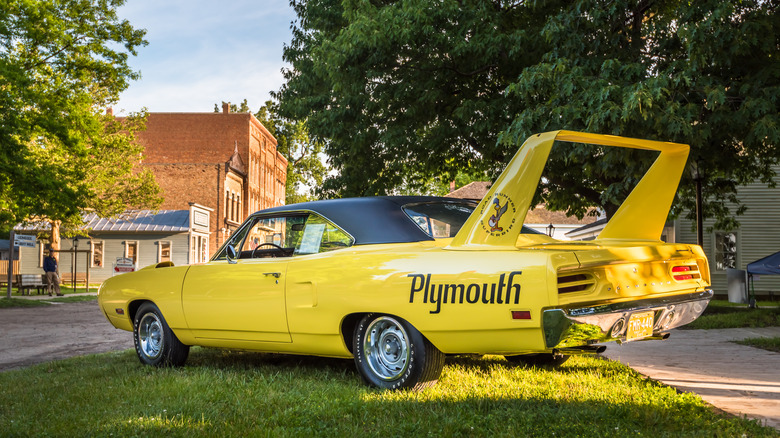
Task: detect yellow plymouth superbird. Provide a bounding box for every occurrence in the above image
[98,131,712,390]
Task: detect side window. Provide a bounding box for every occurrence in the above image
[212,214,350,260]
[295,215,354,255]
[212,219,255,261]
[241,215,308,254]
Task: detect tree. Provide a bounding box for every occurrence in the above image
[501,0,780,228]
[214,99,252,113]
[0,0,157,244]
[217,100,329,204]
[278,0,779,229]
[42,111,162,251]
[277,0,548,197]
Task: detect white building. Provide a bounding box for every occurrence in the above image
[14,203,212,284]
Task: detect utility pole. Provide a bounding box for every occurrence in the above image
[6,230,14,299]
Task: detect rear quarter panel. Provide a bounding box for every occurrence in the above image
[285,241,563,355]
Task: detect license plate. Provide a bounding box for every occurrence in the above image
[626,311,654,341]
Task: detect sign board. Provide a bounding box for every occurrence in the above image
[113,257,136,274]
[13,234,36,248]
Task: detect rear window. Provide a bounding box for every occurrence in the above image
[403,200,545,239]
[403,201,476,238]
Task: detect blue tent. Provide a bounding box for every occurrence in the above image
[746,251,780,276]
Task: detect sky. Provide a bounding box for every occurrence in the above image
[114,0,297,114]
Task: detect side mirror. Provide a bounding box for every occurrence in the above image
[226,245,238,264]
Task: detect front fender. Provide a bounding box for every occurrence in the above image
[98,264,191,336]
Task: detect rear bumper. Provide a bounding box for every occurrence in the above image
[543,289,713,349]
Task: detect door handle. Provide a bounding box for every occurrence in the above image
[263,272,281,278]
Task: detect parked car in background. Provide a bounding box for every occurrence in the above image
[98,130,712,390]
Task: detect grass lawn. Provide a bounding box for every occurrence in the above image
[0,297,49,308]
[685,300,780,330]
[0,350,776,437]
[0,295,96,308]
[735,336,780,353]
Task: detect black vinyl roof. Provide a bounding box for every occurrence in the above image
[256,196,478,245]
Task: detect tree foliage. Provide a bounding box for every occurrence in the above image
[0,0,154,232]
[502,0,780,227]
[278,0,779,229]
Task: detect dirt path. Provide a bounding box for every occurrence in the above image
[0,301,134,371]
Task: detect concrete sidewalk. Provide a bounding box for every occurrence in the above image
[603,327,780,431]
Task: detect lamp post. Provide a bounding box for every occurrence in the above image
[72,236,79,290]
[546,223,555,238]
[690,160,704,247]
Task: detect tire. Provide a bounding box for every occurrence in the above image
[133,302,189,367]
[504,352,569,367]
[353,313,444,390]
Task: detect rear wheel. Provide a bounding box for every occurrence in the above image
[133,302,189,367]
[353,313,444,390]
[505,353,569,367]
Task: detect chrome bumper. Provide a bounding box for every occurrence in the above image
[543,289,713,349]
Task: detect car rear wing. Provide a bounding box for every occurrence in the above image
[449,130,689,249]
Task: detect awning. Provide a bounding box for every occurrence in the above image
[746,251,780,275]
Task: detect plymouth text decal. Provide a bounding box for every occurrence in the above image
[407,272,522,314]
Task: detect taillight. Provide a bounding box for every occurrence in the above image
[672,265,693,281]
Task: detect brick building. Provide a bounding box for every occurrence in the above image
[136,104,287,257]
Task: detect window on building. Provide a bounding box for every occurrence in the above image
[225,189,230,221]
[230,192,236,222]
[92,241,104,267]
[201,237,208,263]
[190,235,208,263]
[158,241,171,263]
[125,241,138,265]
[715,231,738,270]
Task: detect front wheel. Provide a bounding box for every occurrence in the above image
[353,313,444,390]
[133,302,189,367]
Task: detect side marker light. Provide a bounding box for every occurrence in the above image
[511,310,531,320]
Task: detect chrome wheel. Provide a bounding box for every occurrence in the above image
[138,312,164,360]
[363,316,410,381]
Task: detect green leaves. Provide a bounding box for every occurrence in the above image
[0,0,152,229]
[279,0,778,229]
[279,0,544,196]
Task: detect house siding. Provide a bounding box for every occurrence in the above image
[19,232,190,283]
[675,165,780,297]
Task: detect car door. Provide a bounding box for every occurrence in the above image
[181,214,307,343]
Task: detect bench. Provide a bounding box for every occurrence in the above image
[0,274,16,288]
[61,272,87,286]
[17,274,46,295]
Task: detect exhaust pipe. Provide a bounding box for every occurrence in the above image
[556,345,607,355]
[636,332,671,342]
